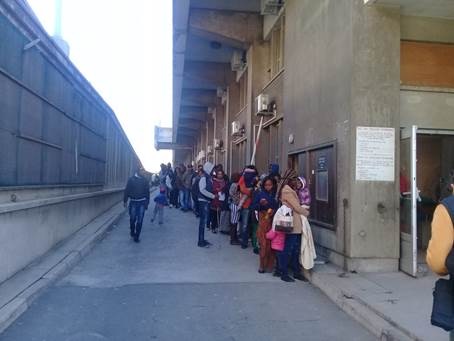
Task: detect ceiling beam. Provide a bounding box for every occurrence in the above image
[189,9,262,49]
[181,89,217,107]
[183,61,234,87]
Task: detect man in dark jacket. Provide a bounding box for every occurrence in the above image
[124,167,150,243]
[197,162,216,248]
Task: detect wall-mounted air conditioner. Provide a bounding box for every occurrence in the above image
[231,121,242,137]
[255,94,274,116]
[261,0,284,15]
[214,139,223,150]
[231,51,246,72]
[207,145,213,154]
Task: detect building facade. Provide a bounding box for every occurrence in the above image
[172,0,454,274]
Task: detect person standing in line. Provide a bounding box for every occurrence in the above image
[191,165,203,217]
[427,175,454,339]
[296,176,311,208]
[151,186,168,225]
[175,165,185,209]
[250,175,262,254]
[209,169,229,234]
[124,167,150,243]
[251,176,279,273]
[197,162,216,247]
[229,172,241,245]
[182,164,195,211]
[238,165,259,249]
[277,169,310,282]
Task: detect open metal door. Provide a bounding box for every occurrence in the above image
[399,125,418,277]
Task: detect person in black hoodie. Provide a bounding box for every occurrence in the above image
[124,167,150,243]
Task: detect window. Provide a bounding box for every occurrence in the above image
[239,71,248,110]
[268,16,285,79]
[292,144,337,229]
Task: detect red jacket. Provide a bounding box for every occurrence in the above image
[238,176,253,209]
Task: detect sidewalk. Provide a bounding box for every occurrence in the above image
[307,263,447,340]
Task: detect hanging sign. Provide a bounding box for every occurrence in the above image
[355,126,395,182]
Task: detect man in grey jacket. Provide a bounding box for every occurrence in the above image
[197,162,216,247]
[182,164,195,211]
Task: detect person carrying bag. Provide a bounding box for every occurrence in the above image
[427,175,454,336]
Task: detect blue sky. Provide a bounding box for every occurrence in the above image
[27,0,173,172]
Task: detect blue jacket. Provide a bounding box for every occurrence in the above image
[154,192,168,206]
[251,189,278,212]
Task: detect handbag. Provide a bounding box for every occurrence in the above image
[274,205,294,233]
[431,276,454,331]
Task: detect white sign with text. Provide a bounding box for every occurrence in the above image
[355,126,395,182]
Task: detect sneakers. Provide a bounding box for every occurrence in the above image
[130,230,135,238]
[281,275,295,282]
[134,236,140,243]
[212,229,217,234]
[253,247,259,255]
[258,269,265,274]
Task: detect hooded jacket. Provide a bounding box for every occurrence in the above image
[297,176,311,207]
[198,162,215,202]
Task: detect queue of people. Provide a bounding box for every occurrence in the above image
[124,162,316,283]
[192,161,316,283]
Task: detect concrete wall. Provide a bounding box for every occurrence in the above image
[400,90,454,130]
[0,0,140,284]
[284,0,353,266]
[284,0,401,271]
[401,16,454,44]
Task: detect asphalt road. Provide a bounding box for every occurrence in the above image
[0,206,376,341]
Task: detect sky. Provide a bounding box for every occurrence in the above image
[27,0,173,173]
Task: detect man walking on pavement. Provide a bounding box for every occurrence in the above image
[197,162,216,247]
[124,166,150,243]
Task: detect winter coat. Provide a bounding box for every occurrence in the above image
[427,195,454,275]
[297,176,311,207]
[251,189,278,212]
[280,185,309,234]
[266,229,285,252]
[182,170,194,189]
[300,214,316,269]
[211,177,228,210]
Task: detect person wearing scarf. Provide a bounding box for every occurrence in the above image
[277,169,310,282]
[238,165,259,249]
[251,176,279,273]
[209,169,228,233]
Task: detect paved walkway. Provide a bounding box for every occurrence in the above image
[0,207,375,341]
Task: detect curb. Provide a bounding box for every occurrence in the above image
[306,269,420,341]
[0,202,125,334]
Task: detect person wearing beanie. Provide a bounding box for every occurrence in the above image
[197,162,216,247]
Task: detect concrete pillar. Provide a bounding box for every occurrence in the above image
[347,2,401,272]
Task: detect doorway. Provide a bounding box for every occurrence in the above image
[400,126,454,277]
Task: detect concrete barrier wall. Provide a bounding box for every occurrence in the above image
[0,188,123,284]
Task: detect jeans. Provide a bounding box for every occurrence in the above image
[152,203,164,224]
[198,201,209,244]
[192,195,199,216]
[129,201,146,238]
[184,189,192,210]
[240,209,250,248]
[278,233,302,277]
[179,190,185,209]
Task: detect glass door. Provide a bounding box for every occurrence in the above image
[399,126,418,277]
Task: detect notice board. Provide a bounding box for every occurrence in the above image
[355,127,395,182]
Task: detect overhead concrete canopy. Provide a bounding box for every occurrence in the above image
[367,0,454,19]
[172,0,262,145]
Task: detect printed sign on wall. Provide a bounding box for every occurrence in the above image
[356,126,395,182]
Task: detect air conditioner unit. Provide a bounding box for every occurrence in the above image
[261,0,284,15]
[231,121,242,137]
[214,139,223,150]
[207,145,213,154]
[255,94,274,116]
[231,51,246,72]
